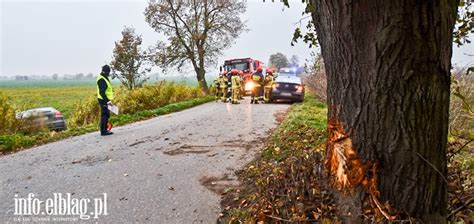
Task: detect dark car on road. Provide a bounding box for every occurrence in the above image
[270,75,305,103]
[16,107,67,131]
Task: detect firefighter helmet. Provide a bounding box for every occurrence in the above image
[266,68,273,75]
[231,69,239,75]
[257,67,263,72]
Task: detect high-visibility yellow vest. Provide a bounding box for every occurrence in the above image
[252,74,262,82]
[96,74,114,100]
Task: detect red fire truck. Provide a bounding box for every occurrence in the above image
[221,57,264,94]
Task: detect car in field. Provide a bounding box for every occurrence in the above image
[16,107,67,131]
[270,75,305,103]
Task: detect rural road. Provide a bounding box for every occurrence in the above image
[0,98,289,223]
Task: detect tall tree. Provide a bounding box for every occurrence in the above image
[268,52,290,70]
[305,0,459,222]
[111,26,151,90]
[144,0,247,94]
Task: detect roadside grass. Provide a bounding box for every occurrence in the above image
[0,96,213,152]
[219,94,342,223]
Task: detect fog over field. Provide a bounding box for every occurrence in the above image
[1,0,472,77]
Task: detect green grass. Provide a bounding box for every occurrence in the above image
[262,94,327,161]
[0,96,214,152]
[221,94,333,223]
[0,79,98,88]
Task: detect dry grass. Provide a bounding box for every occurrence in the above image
[69,81,204,127]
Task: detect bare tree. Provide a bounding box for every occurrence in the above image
[111,26,151,90]
[144,0,247,94]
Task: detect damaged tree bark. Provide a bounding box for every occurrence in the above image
[310,0,459,222]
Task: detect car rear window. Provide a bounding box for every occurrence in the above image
[275,76,302,84]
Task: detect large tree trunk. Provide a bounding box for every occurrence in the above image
[196,67,209,94]
[196,50,209,94]
[310,0,458,222]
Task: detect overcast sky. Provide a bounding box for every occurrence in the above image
[1,0,473,77]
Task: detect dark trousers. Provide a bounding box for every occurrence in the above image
[98,99,110,133]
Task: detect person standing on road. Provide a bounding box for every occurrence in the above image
[250,67,264,104]
[230,69,241,104]
[238,70,244,100]
[213,73,222,102]
[226,70,233,102]
[263,68,275,103]
[218,70,228,102]
[97,65,114,136]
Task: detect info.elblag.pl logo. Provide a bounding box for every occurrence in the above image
[13,193,108,221]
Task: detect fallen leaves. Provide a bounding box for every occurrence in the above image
[220,118,337,222]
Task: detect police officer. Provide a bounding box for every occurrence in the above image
[97,65,114,136]
[250,67,264,104]
[230,69,241,104]
[263,68,274,103]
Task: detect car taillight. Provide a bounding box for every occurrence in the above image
[54,111,63,118]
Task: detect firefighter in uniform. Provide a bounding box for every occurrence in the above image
[230,69,241,104]
[250,67,264,104]
[213,73,221,102]
[218,71,228,102]
[238,70,244,100]
[263,68,274,103]
[226,70,233,102]
[97,65,114,136]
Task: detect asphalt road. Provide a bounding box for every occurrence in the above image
[0,98,289,224]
